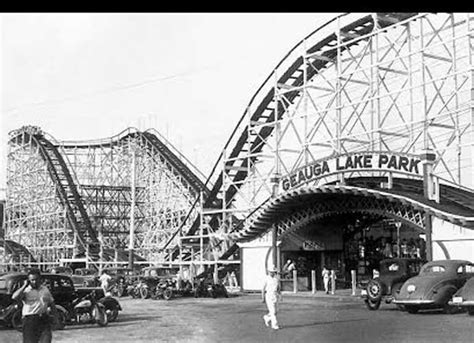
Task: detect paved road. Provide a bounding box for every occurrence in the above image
[1,292,473,342]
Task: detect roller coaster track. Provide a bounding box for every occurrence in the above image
[33,133,99,256]
[60,128,209,199]
[165,13,421,261]
[141,130,209,196]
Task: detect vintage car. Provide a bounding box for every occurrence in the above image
[0,272,122,330]
[101,267,140,297]
[137,266,182,299]
[47,266,73,275]
[448,269,474,315]
[70,268,99,288]
[393,259,474,314]
[361,258,425,310]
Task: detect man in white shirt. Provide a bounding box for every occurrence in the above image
[12,268,59,343]
[261,266,281,330]
[99,270,112,295]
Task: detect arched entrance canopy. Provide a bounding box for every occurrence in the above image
[234,185,474,243]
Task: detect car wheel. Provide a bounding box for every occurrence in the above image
[106,308,119,322]
[163,288,173,300]
[365,298,381,310]
[406,305,419,314]
[52,309,67,330]
[467,306,474,316]
[11,309,23,331]
[367,279,383,302]
[93,305,108,327]
[140,286,150,299]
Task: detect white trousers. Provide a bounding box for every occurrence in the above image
[323,277,329,292]
[264,298,278,328]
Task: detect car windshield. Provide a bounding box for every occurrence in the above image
[421,265,446,273]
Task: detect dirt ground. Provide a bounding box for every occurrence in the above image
[1,291,474,343]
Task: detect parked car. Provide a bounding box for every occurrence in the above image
[138,266,180,299]
[0,272,29,329]
[361,258,425,310]
[71,268,99,288]
[448,268,474,315]
[193,271,228,299]
[0,272,122,330]
[47,266,73,275]
[101,267,140,297]
[393,259,474,314]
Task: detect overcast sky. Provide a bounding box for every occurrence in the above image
[0,12,338,191]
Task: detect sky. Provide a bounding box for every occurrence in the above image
[0,12,339,193]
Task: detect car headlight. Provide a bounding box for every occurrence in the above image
[407,284,416,293]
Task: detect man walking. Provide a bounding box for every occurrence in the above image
[99,270,112,295]
[322,266,330,294]
[262,266,281,330]
[12,268,59,343]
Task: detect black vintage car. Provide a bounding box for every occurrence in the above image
[0,272,122,330]
[361,258,425,310]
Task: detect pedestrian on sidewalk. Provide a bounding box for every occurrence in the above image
[262,266,281,330]
[322,266,330,294]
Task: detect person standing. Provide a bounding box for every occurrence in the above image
[261,266,281,330]
[99,270,112,295]
[12,268,59,343]
[322,266,330,294]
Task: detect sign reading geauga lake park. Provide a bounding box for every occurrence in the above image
[281,152,422,191]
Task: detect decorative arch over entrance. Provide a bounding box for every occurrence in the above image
[236,185,474,242]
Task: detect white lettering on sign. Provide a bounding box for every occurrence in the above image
[281,152,422,191]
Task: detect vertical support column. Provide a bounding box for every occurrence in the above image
[330,269,336,295]
[351,270,357,296]
[336,17,342,156]
[213,262,218,284]
[199,191,204,268]
[407,19,415,151]
[98,224,103,274]
[293,269,298,293]
[311,270,316,294]
[468,13,474,186]
[420,17,430,153]
[395,221,401,257]
[271,70,281,270]
[450,14,462,183]
[336,17,345,186]
[421,150,436,261]
[302,40,309,166]
[178,229,183,278]
[128,145,136,270]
